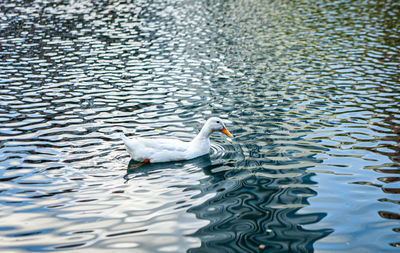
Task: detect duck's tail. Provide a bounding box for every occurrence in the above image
[120,132,129,144]
[120,132,133,153]
[121,132,136,149]
[120,133,140,161]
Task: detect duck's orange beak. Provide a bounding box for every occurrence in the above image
[220,125,233,138]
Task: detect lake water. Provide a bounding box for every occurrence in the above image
[0,0,399,252]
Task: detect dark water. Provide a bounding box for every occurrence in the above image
[0,0,399,252]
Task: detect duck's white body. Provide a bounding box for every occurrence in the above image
[121,117,232,163]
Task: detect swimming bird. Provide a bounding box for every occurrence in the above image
[121,117,233,163]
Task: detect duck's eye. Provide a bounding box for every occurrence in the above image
[216,121,220,124]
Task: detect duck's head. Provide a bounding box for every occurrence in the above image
[206,117,233,138]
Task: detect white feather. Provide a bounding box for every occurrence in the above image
[121,117,233,163]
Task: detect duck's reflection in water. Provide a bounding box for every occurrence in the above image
[123,155,213,182]
[124,156,332,253]
[188,162,333,253]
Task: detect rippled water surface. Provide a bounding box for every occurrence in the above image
[1,0,399,252]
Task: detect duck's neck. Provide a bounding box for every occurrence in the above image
[192,123,212,142]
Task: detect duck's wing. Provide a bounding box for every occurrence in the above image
[138,137,189,152]
[121,133,190,162]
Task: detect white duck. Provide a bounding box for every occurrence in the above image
[121,117,233,163]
